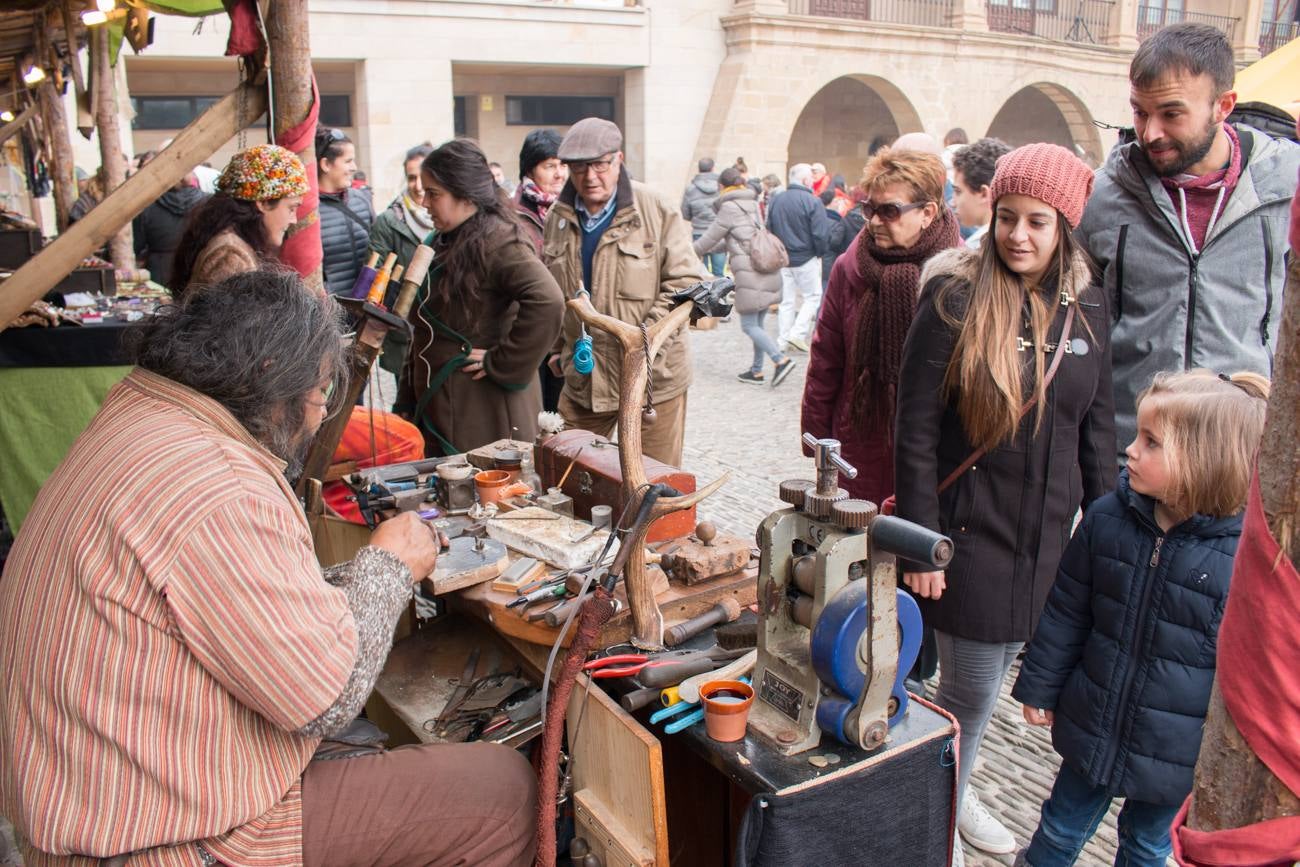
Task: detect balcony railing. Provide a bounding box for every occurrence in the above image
[1136,6,1237,42]
[986,0,1114,44]
[791,0,955,28]
[1258,18,1300,55]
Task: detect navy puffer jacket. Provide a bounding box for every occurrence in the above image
[319,187,375,296]
[1012,471,1241,806]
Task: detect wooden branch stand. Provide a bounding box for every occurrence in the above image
[567,296,729,649]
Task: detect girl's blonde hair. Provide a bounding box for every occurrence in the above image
[1137,369,1270,517]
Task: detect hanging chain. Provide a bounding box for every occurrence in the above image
[640,323,656,421]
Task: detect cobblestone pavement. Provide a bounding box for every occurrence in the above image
[682,317,1130,867]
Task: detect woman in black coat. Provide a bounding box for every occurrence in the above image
[316,127,375,296]
[893,144,1116,860]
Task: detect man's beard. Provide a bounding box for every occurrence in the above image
[1144,120,1219,178]
[266,417,315,484]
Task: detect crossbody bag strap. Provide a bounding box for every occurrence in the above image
[935,301,1077,495]
[319,194,372,233]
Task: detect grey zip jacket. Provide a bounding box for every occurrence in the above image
[1077,125,1299,461]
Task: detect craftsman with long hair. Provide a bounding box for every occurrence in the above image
[393,138,564,455]
[800,147,961,504]
[893,144,1117,864]
[170,144,309,296]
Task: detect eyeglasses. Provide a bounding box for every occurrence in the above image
[861,200,930,223]
[565,156,616,176]
[307,380,337,410]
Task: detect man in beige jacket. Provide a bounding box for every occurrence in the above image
[542,118,705,465]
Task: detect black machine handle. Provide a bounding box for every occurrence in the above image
[870,515,953,570]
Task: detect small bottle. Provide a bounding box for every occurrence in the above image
[519,450,543,494]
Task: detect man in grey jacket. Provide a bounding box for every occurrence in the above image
[1077,23,1299,460]
[682,157,723,277]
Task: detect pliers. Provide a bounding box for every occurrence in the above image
[581,650,701,680]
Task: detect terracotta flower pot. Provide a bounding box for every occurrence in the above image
[699,679,755,743]
[475,469,513,504]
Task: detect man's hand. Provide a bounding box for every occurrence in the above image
[369,512,441,582]
[462,348,488,381]
[546,353,563,378]
[904,570,946,600]
[1022,705,1054,727]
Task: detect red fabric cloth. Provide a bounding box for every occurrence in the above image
[1291,117,1300,252]
[275,78,324,285]
[1159,124,1243,251]
[223,0,262,57]
[322,408,425,524]
[1172,471,1300,866]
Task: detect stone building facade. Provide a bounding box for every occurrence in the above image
[120,0,1288,207]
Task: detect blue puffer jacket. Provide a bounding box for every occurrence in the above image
[1012,471,1241,806]
[319,187,375,296]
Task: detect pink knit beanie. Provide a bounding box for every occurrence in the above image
[989,143,1094,229]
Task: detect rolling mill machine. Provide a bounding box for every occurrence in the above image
[749,434,954,756]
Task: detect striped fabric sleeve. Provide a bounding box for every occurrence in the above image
[163,493,358,732]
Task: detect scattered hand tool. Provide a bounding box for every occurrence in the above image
[507,581,568,609]
[678,649,757,704]
[581,650,703,680]
[663,597,742,647]
[619,687,665,713]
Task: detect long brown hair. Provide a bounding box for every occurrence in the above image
[421,139,526,309]
[935,213,1092,452]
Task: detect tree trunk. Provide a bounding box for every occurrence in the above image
[1187,255,1300,831]
[90,26,132,269]
[266,0,324,294]
[34,14,76,232]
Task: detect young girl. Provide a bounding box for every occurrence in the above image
[1013,369,1271,867]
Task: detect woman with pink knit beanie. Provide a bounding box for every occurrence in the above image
[893,143,1118,865]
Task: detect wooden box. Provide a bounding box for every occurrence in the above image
[0,228,41,269]
[536,429,696,543]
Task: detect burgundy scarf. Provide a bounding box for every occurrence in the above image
[518,178,557,224]
[849,206,960,429]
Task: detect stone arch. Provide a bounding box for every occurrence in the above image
[986,82,1103,166]
[786,75,924,185]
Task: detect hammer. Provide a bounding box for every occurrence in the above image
[664,597,742,647]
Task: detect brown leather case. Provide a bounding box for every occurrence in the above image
[536,430,696,543]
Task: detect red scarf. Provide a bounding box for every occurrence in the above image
[850,206,961,429]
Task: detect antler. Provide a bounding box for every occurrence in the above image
[566,293,727,648]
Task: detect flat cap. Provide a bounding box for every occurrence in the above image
[558,118,623,162]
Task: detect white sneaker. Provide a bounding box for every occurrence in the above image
[951,834,966,867]
[959,789,1017,854]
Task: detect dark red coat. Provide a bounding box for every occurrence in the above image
[799,233,896,505]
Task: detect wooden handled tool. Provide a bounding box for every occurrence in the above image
[392,244,434,319]
[663,597,741,647]
[678,649,756,704]
[619,687,664,713]
[637,655,721,689]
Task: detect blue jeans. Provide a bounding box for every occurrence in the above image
[694,234,727,278]
[739,311,783,374]
[1024,763,1178,867]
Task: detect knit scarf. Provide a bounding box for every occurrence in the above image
[518,178,558,224]
[400,193,435,235]
[850,206,961,430]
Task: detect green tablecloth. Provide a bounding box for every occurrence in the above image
[0,366,131,534]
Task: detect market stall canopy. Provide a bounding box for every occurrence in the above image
[1235,36,1300,118]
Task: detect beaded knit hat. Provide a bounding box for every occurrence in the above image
[989,143,1094,229]
[217,144,310,202]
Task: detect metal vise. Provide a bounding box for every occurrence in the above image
[748,434,953,755]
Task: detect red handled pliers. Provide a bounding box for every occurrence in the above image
[582,650,698,679]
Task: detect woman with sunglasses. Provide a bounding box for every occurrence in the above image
[800,147,960,504]
[893,144,1116,864]
[171,144,310,297]
[393,139,564,456]
[315,127,375,296]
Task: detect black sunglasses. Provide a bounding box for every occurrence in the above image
[861,200,929,223]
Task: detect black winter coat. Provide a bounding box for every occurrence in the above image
[894,248,1117,643]
[319,187,375,296]
[1012,472,1241,805]
[133,186,208,288]
[765,184,832,267]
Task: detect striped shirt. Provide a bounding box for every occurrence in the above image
[0,368,359,865]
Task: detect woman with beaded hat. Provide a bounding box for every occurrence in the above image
[893,143,1117,863]
[171,144,310,296]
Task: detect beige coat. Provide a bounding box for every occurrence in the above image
[542,170,705,414]
[188,229,259,290]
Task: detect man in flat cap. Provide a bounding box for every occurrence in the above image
[542,118,705,465]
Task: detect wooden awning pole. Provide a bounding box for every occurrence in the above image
[0,84,269,331]
[266,0,324,294]
[0,102,38,150]
[90,25,132,269]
